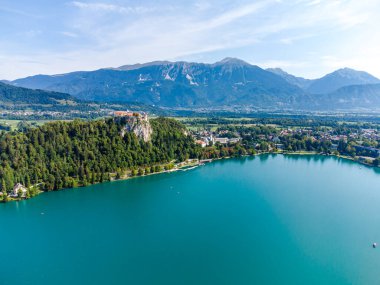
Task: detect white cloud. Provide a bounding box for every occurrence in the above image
[0,6,38,18]
[198,2,270,31]
[71,1,151,14]
[1,0,380,79]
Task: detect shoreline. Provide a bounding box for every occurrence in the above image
[2,152,378,203]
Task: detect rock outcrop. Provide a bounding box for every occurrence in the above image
[117,113,152,142]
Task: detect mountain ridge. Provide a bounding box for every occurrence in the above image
[11,58,308,108]
[7,58,380,110]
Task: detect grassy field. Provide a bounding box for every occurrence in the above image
[0,119,71,131]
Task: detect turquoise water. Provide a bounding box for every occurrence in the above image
[1,155,380,285]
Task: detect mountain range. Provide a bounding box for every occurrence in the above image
[6,58,380,110]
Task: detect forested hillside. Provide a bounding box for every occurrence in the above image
[0,117,199,194]
[0,82,76,105]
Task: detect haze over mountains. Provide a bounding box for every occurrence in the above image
[6,58,380,111]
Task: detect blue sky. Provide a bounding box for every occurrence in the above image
[0,0,379,80]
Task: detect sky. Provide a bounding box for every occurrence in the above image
[0,0,380,80]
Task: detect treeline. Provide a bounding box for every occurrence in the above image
[0,117,199,194]
[182,117,380,129]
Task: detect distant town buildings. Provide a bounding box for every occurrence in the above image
[192,129,242,147]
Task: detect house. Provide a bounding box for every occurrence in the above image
[195,140,207,148]
[11,183,27,198]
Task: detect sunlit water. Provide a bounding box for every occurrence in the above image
[1,155,380,285]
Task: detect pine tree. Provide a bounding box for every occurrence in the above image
[25,175,31,188]
[1,178,6,195]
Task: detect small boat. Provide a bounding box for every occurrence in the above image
[373,242,377,248]
[181,165,198,171]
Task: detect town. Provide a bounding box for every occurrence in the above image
[187,118,380,166]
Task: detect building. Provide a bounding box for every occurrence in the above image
[11,183,27,198]
[114,111,135,117]
[114,111,148,121]
[215,138,228,144]
[228,138,241,144]
[200,135,214,145]
[195,140,207,148]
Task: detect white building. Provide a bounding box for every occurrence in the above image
[215,138,228,144]
[11,183,27,198]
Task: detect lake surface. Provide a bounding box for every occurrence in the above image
[1,155,380,285]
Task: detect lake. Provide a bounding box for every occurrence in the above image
[1,155,380,285]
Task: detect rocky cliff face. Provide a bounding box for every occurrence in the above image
[118,115,152,142]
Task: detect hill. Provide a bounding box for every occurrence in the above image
[0,81,77,105]
[314,84,380,110]
[0,117,198,193]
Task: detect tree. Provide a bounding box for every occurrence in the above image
[91,171,96,184]
[116,169,123,180]
[130,169,137,177]
[1,178,6,195]
[2,192,8,203]
[25,175,31,188]
[17,121,31,132]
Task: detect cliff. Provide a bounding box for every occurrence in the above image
[118,114,152,142]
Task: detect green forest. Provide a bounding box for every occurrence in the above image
[0,117,200,196]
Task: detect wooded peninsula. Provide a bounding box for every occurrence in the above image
[0,114,379,202]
